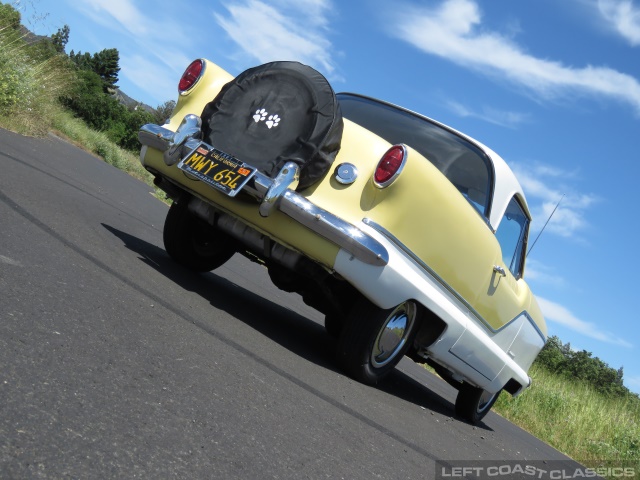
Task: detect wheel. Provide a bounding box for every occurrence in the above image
[454,382,500,424]
[324,314,345,339]
[336,299,419,385]
[163,200,235,272]
[200,61,343,190]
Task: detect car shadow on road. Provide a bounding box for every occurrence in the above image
[103,223,494,429]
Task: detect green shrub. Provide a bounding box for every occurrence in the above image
[534,335,629,397]
[61,69,155,152]
[0,3,21,31]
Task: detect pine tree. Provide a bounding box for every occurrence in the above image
[92,48,120,92]
[51,25,70,54]
[69,48,121,92]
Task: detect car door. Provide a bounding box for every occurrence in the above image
[473,195,532,346]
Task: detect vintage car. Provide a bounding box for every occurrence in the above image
[138,59,547,424]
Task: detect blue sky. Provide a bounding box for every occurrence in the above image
[16,0,640,393]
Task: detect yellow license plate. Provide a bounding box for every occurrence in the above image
[177,143,256,197]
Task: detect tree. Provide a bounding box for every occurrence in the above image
[533,335,630,397]
[69,48,120,92]
[0,3,21,31]
[534,335,565,371]
[62,69,123,130]
[92,48,120,92]
[154,100,176,124]
[121,107,154,150]
[61,68,154,152]
[69,51,93,70]
[51,25,70,54]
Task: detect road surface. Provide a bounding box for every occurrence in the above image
[0,128,580,479]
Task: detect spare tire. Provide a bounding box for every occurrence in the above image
[200,61,343,190]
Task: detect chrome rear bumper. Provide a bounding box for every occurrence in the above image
[139,118,389,266]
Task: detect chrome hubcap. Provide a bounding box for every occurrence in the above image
[371,302,416,368]
[477,390,497,412]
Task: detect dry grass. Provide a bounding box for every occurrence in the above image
[0,23,74,135]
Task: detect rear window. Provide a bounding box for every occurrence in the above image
[338,93,494,218]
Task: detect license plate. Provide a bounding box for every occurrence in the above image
[177,143,256,197]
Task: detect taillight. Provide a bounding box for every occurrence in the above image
[178,59,205,94]
[374,145,407,187]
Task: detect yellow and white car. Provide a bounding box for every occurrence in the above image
[138,59,547,424]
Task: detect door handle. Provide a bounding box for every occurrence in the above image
[493,265,507,277]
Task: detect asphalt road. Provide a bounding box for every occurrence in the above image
[0,128,580,479]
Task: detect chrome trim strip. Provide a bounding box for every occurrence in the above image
[362,218,546,341]
[139,120,389,266]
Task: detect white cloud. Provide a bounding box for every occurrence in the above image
[598,0,640,45]
[511,162,599,239]
[391,0,640,113]
[75,0,194,54]
[446,100,530,128]
[214,0,339,77]
[523,259,568,289]
[537,297,633,348]
[77,0,150,36]
[270,0,332,28]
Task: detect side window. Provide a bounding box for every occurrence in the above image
[495,197,529,278]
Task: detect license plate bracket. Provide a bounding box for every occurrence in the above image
[177,143,256,197]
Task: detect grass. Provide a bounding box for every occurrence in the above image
[493,365,639,471]
[0,25,73,136]
[423,360,639,474]
[48,108,154,184]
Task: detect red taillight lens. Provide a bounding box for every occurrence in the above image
[374,145,406,187]
[178,59,204,93]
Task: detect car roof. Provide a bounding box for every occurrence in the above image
[469,141,531,231]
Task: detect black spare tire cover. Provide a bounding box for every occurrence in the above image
[200,61,343,190]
